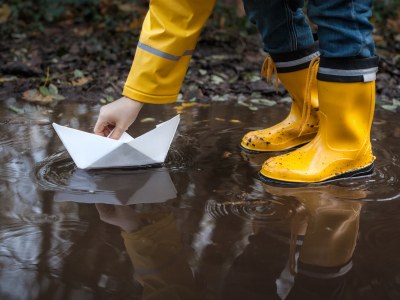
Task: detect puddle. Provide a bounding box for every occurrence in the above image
[1,100,400,299]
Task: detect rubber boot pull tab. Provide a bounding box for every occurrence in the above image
[261,55,279,93]
[299,56,320,136]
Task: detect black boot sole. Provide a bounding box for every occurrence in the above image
[239,142,307,154]
[259,163,375,187]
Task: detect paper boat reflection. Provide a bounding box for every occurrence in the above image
[52,115,180,169]
[54,168,177,205]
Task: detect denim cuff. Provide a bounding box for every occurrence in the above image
[318,56,379,83]
[270,42,320,73]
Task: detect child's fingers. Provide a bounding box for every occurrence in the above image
[108,126,125,140]
[94,119,109,136]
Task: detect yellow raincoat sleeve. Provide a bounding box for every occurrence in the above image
[123,0,217,104]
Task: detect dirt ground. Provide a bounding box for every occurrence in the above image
[1,5,400,113]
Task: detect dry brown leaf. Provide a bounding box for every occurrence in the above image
[0,76,17,83]
[73,26,94,37]
[117,3,147,14]
[71,76,93,86]
[386,8,400,33]
[129,18,144,30]
[222,151,232,158]
[181,103,197,108]
[0,4,11,24]
[22,89,53,104]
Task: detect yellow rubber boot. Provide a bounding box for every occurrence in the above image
[240,55,320,153]
[260,79,376,184]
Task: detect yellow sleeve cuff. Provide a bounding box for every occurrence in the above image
[122,85,177,104]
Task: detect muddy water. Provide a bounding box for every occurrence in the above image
[0,99,400,300]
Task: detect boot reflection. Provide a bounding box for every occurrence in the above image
[221,184,365,300]
[96,204,199,300]
[263,184,365,299]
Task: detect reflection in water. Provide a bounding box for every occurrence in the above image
[96,204,200,300]
[1,101,400,299]
[53,167,176,205]
[56,168,200,299]
[222,184,364,300]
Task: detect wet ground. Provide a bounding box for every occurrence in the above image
[1,99,400,300]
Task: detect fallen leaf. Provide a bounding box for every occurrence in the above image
[0,4,11,24]
[211,94,229,102]
[174,102,209,113]
[73,69,84,79]
[182,103,197,108]
[176,93,184,102]
[381,104,397,112]
[199,69,208,76]
[222,151,232,158]
[72,76,93,86]
[251,98,276,106]
[118,3,147,14]
[8,105,24,114]
[381,98,400,111]
[129,17,145,31]
[211,75,225,85]
[394,127,400,138]
[237,99,249,107]
[39,85,51,96]
[140,118,156,123]
[22,88,64,104]
[0,76,17,83]
[22,89,53,104]
[105,95,114,103]
[72,27,93,37]
[280,97,292,103]
[48,84,58,95]
[174,106,184,114]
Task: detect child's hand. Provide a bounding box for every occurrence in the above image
[94,96,144,139]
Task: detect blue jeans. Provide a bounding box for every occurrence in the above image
[243,0,375,58]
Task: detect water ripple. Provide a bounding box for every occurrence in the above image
[0,145,31,183]
[333,144,400,202]
[35,151,76,191]
[362,217,400,255]
[205,198,296,225]
[0,220,88,271]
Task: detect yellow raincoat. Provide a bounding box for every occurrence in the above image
[123,0,217,104]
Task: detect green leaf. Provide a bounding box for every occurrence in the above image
[105,95,114,103]
[8,105,24,114]
[48,84,58,95]
[74,69,84,79]
[52,94,65,100]
[39,85,50,96]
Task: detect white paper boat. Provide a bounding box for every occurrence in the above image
[53,168,177,205]
[52,115,180,169]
